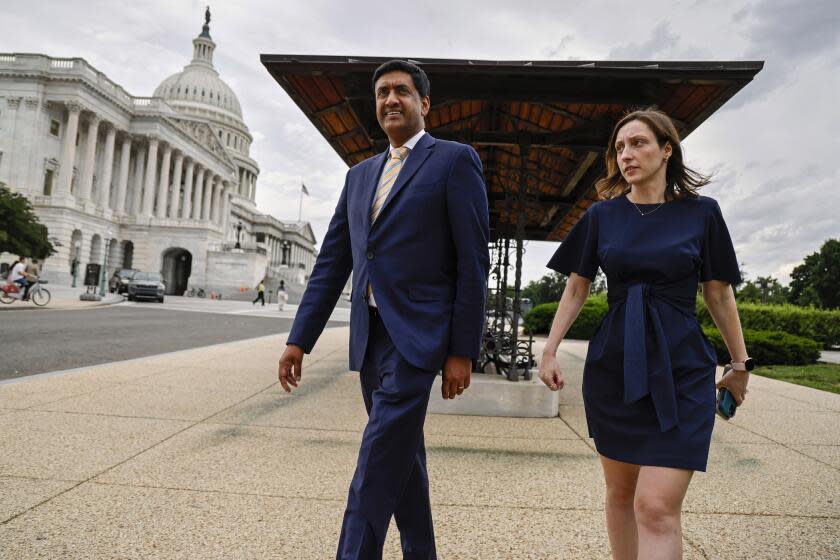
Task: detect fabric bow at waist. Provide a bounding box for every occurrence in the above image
[608,278,697,433]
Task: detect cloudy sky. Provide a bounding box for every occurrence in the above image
[3,0,837,285]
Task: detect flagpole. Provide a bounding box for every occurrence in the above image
[298,182,303,222]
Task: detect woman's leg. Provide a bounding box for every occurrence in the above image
[634,466,693,560]
[600,455,640,560]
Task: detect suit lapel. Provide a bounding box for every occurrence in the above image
[375,133,435,223]
[363,150,389,233]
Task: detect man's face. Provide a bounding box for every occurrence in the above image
[374,70,429,146]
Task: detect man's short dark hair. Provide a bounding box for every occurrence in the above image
[372,60,430,98]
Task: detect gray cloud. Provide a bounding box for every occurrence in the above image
[607,21,679,59]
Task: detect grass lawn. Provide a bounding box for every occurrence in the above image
[753,363,840,394]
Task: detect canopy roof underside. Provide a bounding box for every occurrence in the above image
[260,55,762,241]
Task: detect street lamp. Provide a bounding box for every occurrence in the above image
[99,230,113,296]
[235,221,243,249]
[281,240,291,265]
[71,239,81,287]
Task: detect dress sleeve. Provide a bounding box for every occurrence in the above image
[546,205,599,280]
[700,199,742,285]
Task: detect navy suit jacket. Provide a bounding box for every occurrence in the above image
[287,133,490,372]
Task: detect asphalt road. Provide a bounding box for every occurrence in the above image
[0,305,341,381]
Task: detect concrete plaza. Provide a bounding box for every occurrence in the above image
[0,328,838,558]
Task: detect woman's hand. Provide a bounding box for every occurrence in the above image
[716,368,749,405]
[539,352,566,391]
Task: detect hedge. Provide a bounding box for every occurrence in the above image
[523,294,823,365]
[702,327,821,366]
[523,293,608,339]
[697,300,840,350]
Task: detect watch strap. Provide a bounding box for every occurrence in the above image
[730,358,753,372]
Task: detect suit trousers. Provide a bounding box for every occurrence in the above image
[336,308,437,560]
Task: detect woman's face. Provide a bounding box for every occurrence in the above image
[614,120,672,187]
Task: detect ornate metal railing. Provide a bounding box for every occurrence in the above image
[476,238,535,381]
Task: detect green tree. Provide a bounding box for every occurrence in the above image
[0,185,55,259]
[521,272,567,306]
[789,239,840,309]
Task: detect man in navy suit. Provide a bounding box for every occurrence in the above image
[278,59,489,559]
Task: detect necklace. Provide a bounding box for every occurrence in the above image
[626,194,666,216]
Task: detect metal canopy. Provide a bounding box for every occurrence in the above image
[260,55,763,242]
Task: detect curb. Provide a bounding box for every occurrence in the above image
[0,294,125,312]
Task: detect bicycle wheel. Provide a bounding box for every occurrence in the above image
[31,288,51,306]
[197,289,205,298]
[0,291,13,304]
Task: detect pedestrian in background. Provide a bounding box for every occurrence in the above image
[252,280,265,306]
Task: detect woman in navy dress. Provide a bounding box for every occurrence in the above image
[539,109,752,560]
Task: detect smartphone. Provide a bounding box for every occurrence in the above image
[715,364,737,420]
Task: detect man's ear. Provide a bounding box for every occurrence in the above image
[421,96,431,117]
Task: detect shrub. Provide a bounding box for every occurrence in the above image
[523,302,557,335]
[696,300,840,350]
[702,327,821,366]
[523,294,609,339]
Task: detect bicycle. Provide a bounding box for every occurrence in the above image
[0,278,51,306]
[185,287,206,298]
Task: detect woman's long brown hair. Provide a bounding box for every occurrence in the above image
[596,108,710,201]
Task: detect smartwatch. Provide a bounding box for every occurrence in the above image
[730,358,755,372]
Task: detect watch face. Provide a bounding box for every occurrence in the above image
[744,358,755,371]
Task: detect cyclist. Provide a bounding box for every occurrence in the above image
[8,256,32,300]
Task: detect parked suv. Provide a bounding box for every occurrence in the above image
[109,269,136,294]
[127,272,166,302]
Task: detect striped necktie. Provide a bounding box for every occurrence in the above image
[370,146,409,223]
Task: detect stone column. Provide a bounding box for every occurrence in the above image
[141,136,159,218]
[192,166,206,220]
[57,101,83,195]
[222,185,232,232]
[201,173,214,222]
[212,178,223,224]
[250,173,257,201]
[114,135,132,215]
[0,97,20,185]
[19,97,42,191]
[238,169,245,196]
[77,114,101,202]
[98,124,117,209]
[155,143,172,219]
[168,151,183,218]
[131,144,146,217]
[181,159,195,219]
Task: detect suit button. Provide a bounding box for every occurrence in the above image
[366,251,374,260]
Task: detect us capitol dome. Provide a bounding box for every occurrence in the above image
[153,10,258,205]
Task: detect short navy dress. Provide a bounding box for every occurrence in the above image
[548,194,741,471]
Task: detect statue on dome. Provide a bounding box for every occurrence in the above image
[205,6,211,26]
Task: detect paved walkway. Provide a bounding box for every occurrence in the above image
[0,329,837,559]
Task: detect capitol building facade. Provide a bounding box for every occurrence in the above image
[0,14,315,295]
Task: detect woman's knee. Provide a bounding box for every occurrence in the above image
[634,493,680,533]
[605,480,636,510]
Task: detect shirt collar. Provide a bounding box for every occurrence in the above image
[390,129,426,154]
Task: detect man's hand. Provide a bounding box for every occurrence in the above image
[539,352,566,392]
[278,344,305,393]
[442,356,471,399]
